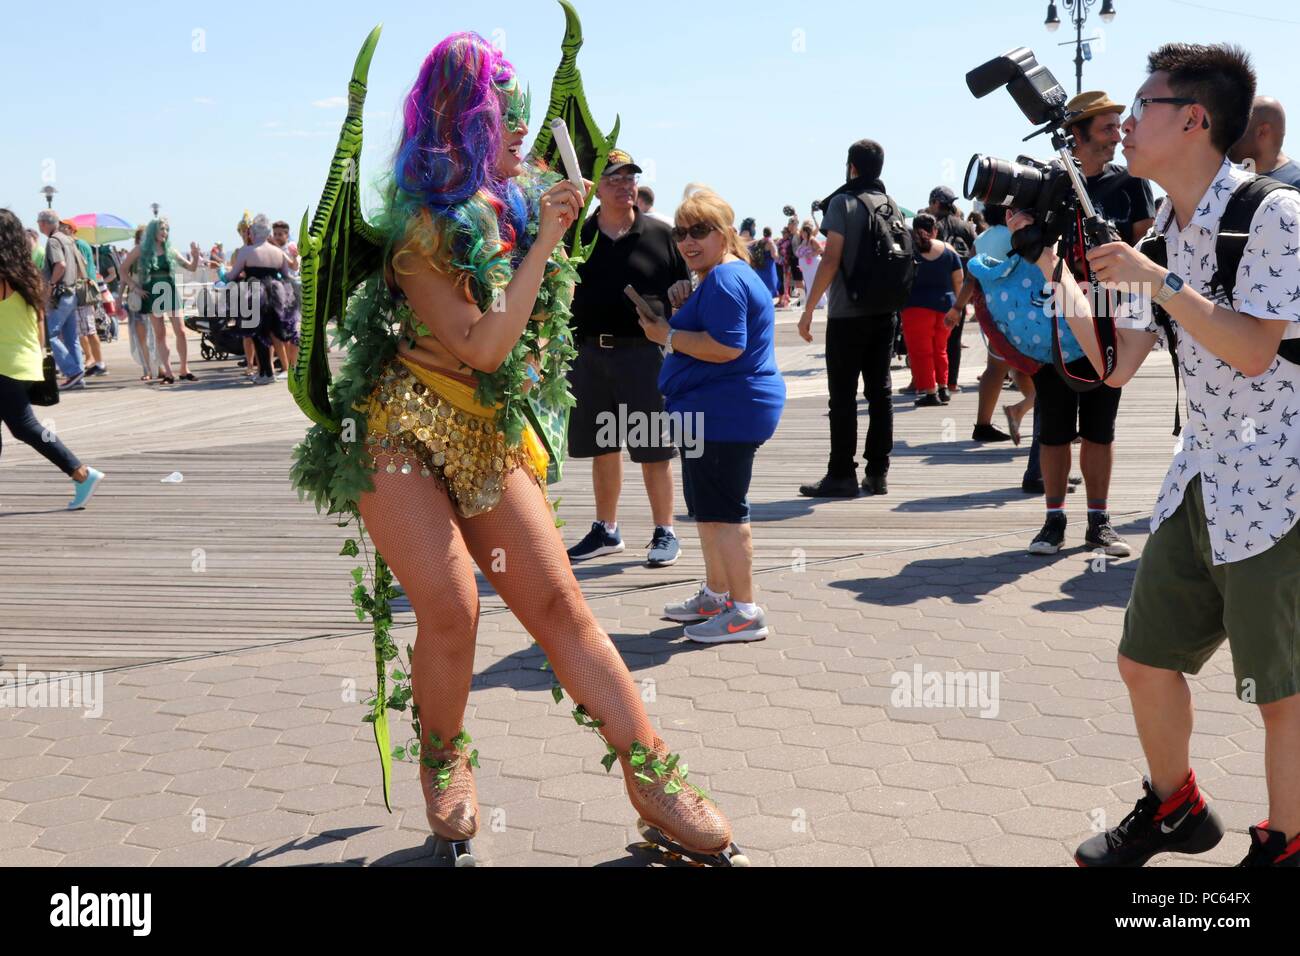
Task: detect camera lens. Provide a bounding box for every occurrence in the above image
[964,154,1046,209]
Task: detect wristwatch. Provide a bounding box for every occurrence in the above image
[1152,270,1185,307]
[665,329,677,354]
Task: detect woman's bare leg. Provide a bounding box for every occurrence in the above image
[458,468,733,854]
[458,469,655,752]
[149,313,172,377]
[359,464,482,839]
[169,314,190,375]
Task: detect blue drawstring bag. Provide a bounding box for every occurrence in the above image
[968,252,1085,365]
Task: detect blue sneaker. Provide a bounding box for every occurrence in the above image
[68,468,105,511]
[646,527,680,567]
[567,521,625,562]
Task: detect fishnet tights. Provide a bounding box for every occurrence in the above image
[360,462,730,851]
[360,463,657,751]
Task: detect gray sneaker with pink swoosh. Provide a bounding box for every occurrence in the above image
[684,604,768,644]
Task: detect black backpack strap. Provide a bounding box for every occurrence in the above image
[1210,176,1297,305]
[1135,230,1183,436]
[1214,176,1300,367]
[839,190,888,283]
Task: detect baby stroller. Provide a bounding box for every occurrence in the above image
[187,284,247,361]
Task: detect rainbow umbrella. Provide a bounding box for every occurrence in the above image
[69,213,135,244]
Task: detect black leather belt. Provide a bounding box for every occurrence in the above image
[582,334,657,349]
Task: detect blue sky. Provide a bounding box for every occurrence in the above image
[6,0,1300,248]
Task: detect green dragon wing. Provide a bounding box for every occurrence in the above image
[289,24,387,433]
[289,24,396,812]
[529,0,620,259]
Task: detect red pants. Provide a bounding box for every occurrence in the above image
[901,307,951,392]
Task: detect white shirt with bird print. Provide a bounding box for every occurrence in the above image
[1119,158,1300,564]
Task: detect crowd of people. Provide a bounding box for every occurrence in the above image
[15,209,304,390]
[547,49,1300,867]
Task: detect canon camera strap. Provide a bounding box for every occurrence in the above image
[1049,210,1119,393]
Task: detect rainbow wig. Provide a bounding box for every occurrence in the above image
[387,32,535,305]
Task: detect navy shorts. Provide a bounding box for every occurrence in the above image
[682,440,761,524]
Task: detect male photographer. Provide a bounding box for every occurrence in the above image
[1229,95,1300,187]
[1025,91,1155,558]
[797,139,904,498]
[1013,43,1300,867]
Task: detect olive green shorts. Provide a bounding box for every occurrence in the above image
[1121,475,1300,705]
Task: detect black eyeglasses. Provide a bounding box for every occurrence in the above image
[671,223,717,242]
[1131,96,1206,127]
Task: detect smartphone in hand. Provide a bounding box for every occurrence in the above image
[624,284,657,321]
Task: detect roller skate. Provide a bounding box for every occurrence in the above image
[619,737,749,867]
[419,731,480,867]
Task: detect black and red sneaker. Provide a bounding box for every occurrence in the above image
[1238,821,1300,867]
[1075,772,1224,867]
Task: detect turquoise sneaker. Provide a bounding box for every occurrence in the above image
[68,468,105,511]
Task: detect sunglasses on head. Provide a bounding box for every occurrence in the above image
[671,223,717,242]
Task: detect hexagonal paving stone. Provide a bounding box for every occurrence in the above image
[0,754,72,784]
[217,809,312,845]
[965,758,1054,790]
[871,837,972,866]
[102,791,197,825]
[80,770,171,801]
[176,711,255,734]
[968,832,1073,866]
[1047,755,1140,787]
[225,744,310,772]
[745,744,825,773]
[904,809,1001,843]
[202,726,282,753]
[935,782,1027,815]
[877,761,966,792]
[167,767,253,797]
[194,787,281,820]
[121,730,205,756]
[812,811,908,849]
[0,820,41,850]
[1000,804,1096,841]
[827,740,908,769]
[127,815,220,850]
[58,845,158,867]
[278,784,368,815]
[35,818,132,853]
[847,785,939,818]
[60,751,150,780]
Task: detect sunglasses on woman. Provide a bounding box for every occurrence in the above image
[671,223,717,242]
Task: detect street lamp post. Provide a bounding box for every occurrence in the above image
[151,202,161,219]
[1045,0,1116,95]
[40,185,57,209]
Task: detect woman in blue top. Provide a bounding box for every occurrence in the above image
[900,213,964,407]
[635,188,786,645]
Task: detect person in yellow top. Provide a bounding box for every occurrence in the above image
[0,210,103,508]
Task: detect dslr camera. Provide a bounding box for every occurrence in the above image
[962,47,1120,261]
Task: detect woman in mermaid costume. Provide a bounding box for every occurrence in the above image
[290,23,746,866]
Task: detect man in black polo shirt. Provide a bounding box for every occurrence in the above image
[1026,90,1156,558]
[566,149,690,567]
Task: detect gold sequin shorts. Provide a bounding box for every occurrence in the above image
[364,358,548,518]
